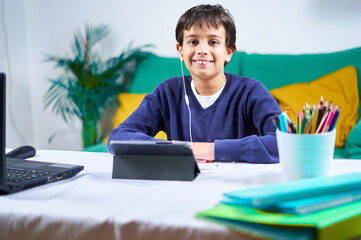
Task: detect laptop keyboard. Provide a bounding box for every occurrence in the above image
[6,167,50,183]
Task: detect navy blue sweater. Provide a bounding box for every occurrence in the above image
[108,72,282,163]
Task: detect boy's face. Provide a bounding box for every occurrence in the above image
[176,23,234,83]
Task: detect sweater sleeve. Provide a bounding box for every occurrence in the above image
[214,82,281,163]
[107,89,166,153]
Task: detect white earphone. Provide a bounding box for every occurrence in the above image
[178,50,192,142]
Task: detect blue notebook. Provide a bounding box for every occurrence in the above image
[224,172,361,214]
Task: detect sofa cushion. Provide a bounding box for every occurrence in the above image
[113,93,147,126]
[110,93,167,140]
[270,65,359,148]
[345,119,361,159]
[241,47,361,116]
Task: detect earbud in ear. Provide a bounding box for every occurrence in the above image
[178,51,183,61]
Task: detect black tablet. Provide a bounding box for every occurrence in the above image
[110,141,200,181]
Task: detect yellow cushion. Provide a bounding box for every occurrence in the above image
[103,93,167,142]
[270,65,359,147]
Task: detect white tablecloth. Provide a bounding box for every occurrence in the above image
[1,150,360,240]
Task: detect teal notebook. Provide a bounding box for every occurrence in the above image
[222,189,361,215]
[224,172,361,208]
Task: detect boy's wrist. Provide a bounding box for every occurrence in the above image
[190,142,215,162]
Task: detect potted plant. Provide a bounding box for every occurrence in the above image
[44,24,150,148]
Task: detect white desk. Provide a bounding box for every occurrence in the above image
[1,150,360,240]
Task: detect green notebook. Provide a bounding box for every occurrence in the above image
[197,201,361,240]
[200,216,313,240]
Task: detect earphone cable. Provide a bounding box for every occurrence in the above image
[180,60,193,142]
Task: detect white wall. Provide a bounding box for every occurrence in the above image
[0,0,33,149]
[1,0,361,150]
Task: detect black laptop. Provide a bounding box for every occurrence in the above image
[0,72,84,194]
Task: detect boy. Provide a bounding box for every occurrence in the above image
[108,4,281,163]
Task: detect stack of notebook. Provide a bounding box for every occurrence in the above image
[196,172,361,240]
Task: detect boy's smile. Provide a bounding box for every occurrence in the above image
[177,23,234,95]
[194,60,213,65]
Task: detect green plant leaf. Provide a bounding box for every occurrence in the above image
[44,23,152,146]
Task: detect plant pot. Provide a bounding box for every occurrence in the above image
[82,118,98,148]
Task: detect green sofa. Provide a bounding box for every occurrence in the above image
[84,46,361,159]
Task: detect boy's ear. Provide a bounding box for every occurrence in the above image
[225,48,234,63]
[176,43,184,61]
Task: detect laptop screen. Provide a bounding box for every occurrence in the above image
[0,73,5,186]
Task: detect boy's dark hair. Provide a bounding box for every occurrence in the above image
[175,4,236,52]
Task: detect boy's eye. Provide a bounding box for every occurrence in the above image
[189,40,198,45]
[209,40,219,46]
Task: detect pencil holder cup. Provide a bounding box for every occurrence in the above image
[276,129,336,181]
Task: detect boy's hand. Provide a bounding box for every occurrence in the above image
[190,142,215,163]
